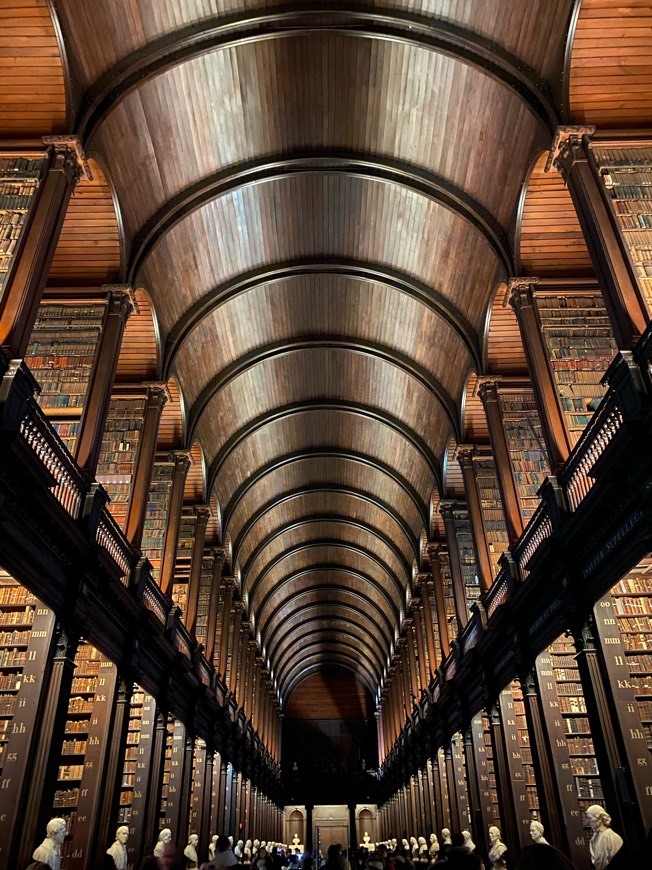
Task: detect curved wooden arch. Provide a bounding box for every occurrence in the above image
[223,448,428,535]
[259,584,396,649]
[247,540,404,612]
[189,337,459,454]
[164,258,482,376]
[131,153,511,286]
[265,594,394,661]
[233,484,420,568]
[256,565,401,633]
[267,607,390,665]
[209,400,442,499]
[273,627,385,679]
[282,655,377,700]
[242,514,412,583]
[76,7,558,145]
[276,639,382,691]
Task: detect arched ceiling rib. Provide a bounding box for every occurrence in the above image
[49,0,577,700]
[282,655,377,700]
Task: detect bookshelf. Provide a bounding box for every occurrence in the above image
[548,635,604,843]
[510,681,540,819]
[24,300,106,453]
[498,389,550,522]
[473,457,510,579]
[141,460,175,583]
[0,156,44,295]
[195,555,214,647]
[535,291,617,446]
[0,572,38,775]
[451,509,480,616]
[96,395,147,530]
[172,513,197,621]
[159,717,176,828]
[609,559,652,749]
[439,549,458,642]
[117,687,144,826]
[593,144,652,314]
[481,712,501,827]
[53,642,103,859]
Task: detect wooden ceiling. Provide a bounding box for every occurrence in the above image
[10,0,646,702]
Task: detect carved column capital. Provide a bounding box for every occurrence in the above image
[169,448,192,475]
[193,503,211,527]
[546,125,596,178]
[102,283,135,320]
[211,546,227,567]
[43,134,92,185]
[455,443,475,468]
[476,375,502,405]
[507,277,540,313]
[144,381,170,411]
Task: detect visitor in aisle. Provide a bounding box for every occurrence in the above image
[207,836,239,870]
[251,844,274,870]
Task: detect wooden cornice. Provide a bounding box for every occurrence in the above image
[163,257,482,376]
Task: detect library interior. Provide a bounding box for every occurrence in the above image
[0,1,651,868]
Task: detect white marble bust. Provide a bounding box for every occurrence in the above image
[106,825,129,870]
[184,833,199,868]
[587,805,624,870]
[154,828,172,859]
[210,835,219,860]
[32,818,67,870]
[428,833,439,858]
[529,821,548,846]
[441,829,451,847]
[487,826,507,869]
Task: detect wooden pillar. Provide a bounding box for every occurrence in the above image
[404,618,420,701]
[456,446,492,595]
[439,502,470,630]
[125,384,168,549]
[411,598,429,693]
[463,722,489,858]
[216,761,228,836]
[226,602,244,696]
[508,279,572,471]
[428,756,443,835]
[163,723,194,848]
[75,286,133,475]
[416,573,440,676]
[186,505,211,633]
[17,626,79,868]
[0,139,84,358]
[0,606,57,867]
[427,548,451,661]
[204,548,226,665]
[497,689,531,848]
[549,127,648,349]
[488,702,520,857]
[129,696,162,868]
[217,578,235,681]
[477,377,524,544]
[200,745,214,855]
[519,664,587,865]
[159,451,191,596]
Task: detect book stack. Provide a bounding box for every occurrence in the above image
[499,389,550,520]
[473,457,509,579]
[0,156,43,295]
[97,396,147,529]
[142,461,175,582]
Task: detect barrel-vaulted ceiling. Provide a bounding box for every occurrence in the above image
[51,0,575,702]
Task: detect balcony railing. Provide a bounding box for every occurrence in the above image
[96,509,134,585]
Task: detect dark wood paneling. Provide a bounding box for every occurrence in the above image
[285,670,373,720]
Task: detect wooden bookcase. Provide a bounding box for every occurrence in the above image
[534,289,617,446]
[473,456,509,580]
[117,687,145,826]
[171,512,197,621]
[194,555,214,647]
[481,712,501,827]
[451,510,481,616]
[498,389,549,522]
[510,681,540,818]
[96,393,147,530]
[593,144,652,314]
[159,717,176,829]
[24,299,106,453]
[439,549,458,641]
[141,460,175,583]
[0,155,43,295]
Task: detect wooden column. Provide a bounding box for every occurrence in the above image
[463,722,489,858]
[550,127,648,349]
[404,618,419,702]
[444,746,460,831]
[456,446,492,595]
[75,286,134,475]
[0,139,85,358]
[436,748,451,832]
[226,602,244,695]
[488,703,520,858]
[497,689,531,848]
[217,577,235,681]
[18,626,79,869]
[201,745,214,855]
[519,663,587,865]
[186,504,211,633]
[439,502,470,630]
[204,547,226,665]
[508,279,572,471]
[159,451,191,596]
[0,606,57,867]
[416,573,440,676]
[128,695,161,868]
[427,548,451,661]
[477,377,524,544]
[163,723,194,848]
[125,384,168,549]
[411,597,428,693]
[216,760,228,837]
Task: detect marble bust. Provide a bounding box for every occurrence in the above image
[587,805,624,870]
[428,834,439,858]
[106,825,129,870]
[529,821,548,846]
[441,829,452,847]
[32,818,67,870]
[487,826,508,870]
[154,828,172,859]
[184,833,199,869]
[363,832,371,847]
[410,836,418,858]
[245,838,253,860]
[210,836,219,860]
[418,836,427,861]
